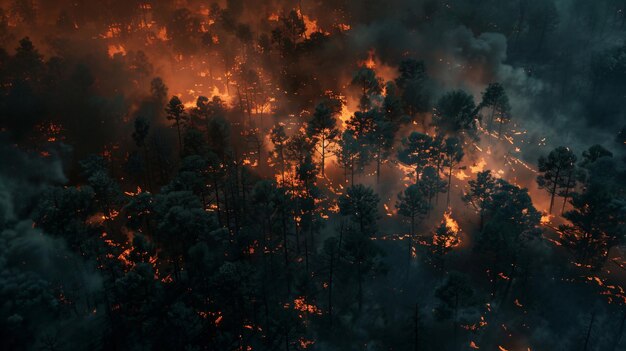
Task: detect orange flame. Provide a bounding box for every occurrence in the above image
[444,210,460,234]
[107,44,126,58]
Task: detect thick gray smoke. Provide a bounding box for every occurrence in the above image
[0,139,104,350]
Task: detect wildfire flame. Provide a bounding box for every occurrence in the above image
[108,44,126,58]
[444,210,460,234]
[540,213,553,224]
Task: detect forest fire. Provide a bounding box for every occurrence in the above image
[1,1,625,351]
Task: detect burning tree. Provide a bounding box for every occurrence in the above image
[430,214,461,272]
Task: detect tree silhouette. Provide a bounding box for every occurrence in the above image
[434,272,474,347]
[307,103,339,176]
[395,59,430,127]
[339,184,382,312]
[270,123,289,187]
[382,81,406,125]
[477,179,541,300]
[132,116,151,189]
[431,221,459,272]
[463,170,496,230]
[165,96,188,153]
[560,157,625,269]
[537,146,577,214]
[398,132,434,181]
[369,109,395,183]
[478,83,510,134]
[442,137,464,207]
[581,144,612,167]
[339,184,380,235]
[346,109,377,173]
[397,184,430,261]
[351,67,382,111]
[336,130,361,185]
[418,166,448,210]
[432,90,477,140]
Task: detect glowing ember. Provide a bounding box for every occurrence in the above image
[124,186,143,197]
[292,297,322,315]
[299,338,315,349]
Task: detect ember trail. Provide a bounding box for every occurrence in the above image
[0,1,625,350]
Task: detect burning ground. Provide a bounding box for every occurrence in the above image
[0,0,625,350]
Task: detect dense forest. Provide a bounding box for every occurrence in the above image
[0,0,625,350]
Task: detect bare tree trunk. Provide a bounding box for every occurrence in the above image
[357,261,363,313]
[414,304,420,351]
[611,310,626,351]
[453,293,459,350]
[143,145,153,192]
[447,166,453,207]
[376,154,381,184]
[321,136,326,176]
[350,159,355,185]
[176,120,183,154]
[561,170,573,215]
[304,224,309,274]
[548,168,561,214]
[583,310,596,351]
[408,215,415,264]
[282,207,290,295]
[328,244,335,327]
